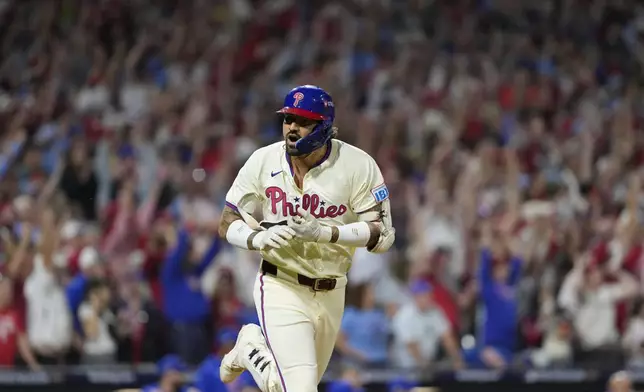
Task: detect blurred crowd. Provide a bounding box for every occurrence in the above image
[1,0,644,385]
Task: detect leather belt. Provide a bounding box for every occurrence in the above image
[261,260,337,291]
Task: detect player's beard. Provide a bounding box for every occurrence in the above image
[285,133,304,156]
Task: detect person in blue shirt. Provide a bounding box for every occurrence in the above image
[66,246,105,332]
[141,354,193,392]
[335,283,389,366]
[326,366,365,392]
[388,378,418,392]
[161,226,220,365]
[193,355,227,392]
[194,328,259,392]
[465,229,522,369]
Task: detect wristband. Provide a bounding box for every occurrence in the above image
[318,222,372,247]
[226,220,258,250]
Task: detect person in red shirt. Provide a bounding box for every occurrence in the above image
[0,275,39,369]
[419,249,461,333]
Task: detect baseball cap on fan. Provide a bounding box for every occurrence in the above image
[156,355,187,376]
[216,327,239,347]
[409,279,433,295]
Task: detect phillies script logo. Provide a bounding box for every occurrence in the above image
[266,187,347,218]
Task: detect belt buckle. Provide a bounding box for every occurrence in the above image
[312,279,325,291]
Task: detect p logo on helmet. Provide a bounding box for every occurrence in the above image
[293,92,305,107]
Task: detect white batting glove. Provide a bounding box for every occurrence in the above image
[252,225,296,250]
[288,207,331,242]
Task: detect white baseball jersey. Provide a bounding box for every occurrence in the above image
[225,139,389,279]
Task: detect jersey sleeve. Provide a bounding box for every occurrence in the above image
[225,152,263,213]
[349,155,389,214]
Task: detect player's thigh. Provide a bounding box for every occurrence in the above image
[253,273,319,392]
[314,286,346,382]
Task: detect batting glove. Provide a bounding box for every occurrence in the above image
[252,225,296,250]
[288,207,331,242]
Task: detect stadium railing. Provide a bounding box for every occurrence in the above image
[0,365,638,392]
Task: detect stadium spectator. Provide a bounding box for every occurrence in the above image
[100,175,163,280]
[141,355,191,392]
[193,354,228,392]
[112,272,167,364]
[140,222,170,309]
[391,280,463,369]
[78,279,116,365]
[161,226,219,365]
[0,274,39,369]
[336,283,390,367]
[411,249,462,333]
[23,208,72,365]
[558,258,638,367]
[210,268,246,340]
[529,316,574,368]
[66,246,105,332]
[469,223,523,369]
[59,140,99,221]
[325,366,365,392]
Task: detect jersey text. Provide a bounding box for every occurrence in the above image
[266,186,348,219]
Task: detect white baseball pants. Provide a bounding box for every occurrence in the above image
[252,271,346,392]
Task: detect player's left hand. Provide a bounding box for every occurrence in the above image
[288,207,325,242]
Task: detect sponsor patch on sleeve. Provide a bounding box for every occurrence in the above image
[371,184,390,203]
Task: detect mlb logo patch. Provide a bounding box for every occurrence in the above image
[371,184,389,203]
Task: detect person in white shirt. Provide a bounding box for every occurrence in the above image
[391,280,463,369]
[24,253,72,363]
[78,279,116,364]
[217,85,396,392]
[24,207,72,364]
[558,263,637,351]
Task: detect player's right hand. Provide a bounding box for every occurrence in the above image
[251,225,296,250]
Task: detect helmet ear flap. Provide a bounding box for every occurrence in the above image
[317,118,333,134]
[293,119,334,155]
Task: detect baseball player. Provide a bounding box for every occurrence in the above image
[216,85,395,392]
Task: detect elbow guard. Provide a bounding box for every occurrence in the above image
[368,224,395,253]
